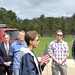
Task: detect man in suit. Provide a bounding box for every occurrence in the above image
[72,40,75,59]
[0,33,13,75]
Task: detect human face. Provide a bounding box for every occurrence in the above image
[31,36,40,48]
[4,35,10,43]
[18,32,25,41]
[56,32,63,41]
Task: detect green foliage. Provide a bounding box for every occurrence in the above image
[34,37,74,59]
[1,7,75,36]
[0,7,75,59]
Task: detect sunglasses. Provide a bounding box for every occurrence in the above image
[34,39,39,42]
[56,34,62,36]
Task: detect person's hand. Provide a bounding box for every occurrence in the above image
[40,54,50,66]
[44,55,50,64]
[58,60,63,65]
[4,62,8,66]
[7,61,12,66]
[4,61,11,66]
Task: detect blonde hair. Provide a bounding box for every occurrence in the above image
[56,29,63,34]
[18,30,25,35]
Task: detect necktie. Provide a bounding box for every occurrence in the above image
[6,43,9,55]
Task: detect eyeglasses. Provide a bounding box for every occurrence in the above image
[56,34,62,36]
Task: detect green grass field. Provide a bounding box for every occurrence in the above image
[34,37,75,59]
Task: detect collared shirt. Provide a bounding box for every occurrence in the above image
[48,40,69,65]
[9,40,27,69]
[4,42,9,50]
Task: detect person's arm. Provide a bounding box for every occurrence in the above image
[40,54,50,71]
[58,56,68,65]
[41,63,46,71]
[0,46,5,64]
[51,56,58,63]
[72,40,75,59]
[20,54,39,75]
[51,55,68,65]
[0,46,9,66]
[58,42,69,65]
[8,44,14,64]
[48,42,57,62]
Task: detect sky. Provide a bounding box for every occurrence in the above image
[0,0,75,19]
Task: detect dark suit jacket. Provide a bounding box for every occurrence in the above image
[20,53,45,75]
[72,40,75,59]
[0,42,12,70]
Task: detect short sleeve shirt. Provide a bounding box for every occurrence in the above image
[9,40,27,69]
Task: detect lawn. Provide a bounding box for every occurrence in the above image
[34,36,75,59]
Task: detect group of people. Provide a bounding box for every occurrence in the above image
[0,30,49,75]
[0,30,27,75]
[0,29,75,75]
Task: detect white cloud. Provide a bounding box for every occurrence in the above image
[0,0,75,19]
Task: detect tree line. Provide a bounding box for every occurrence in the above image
[0,7,75,37]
